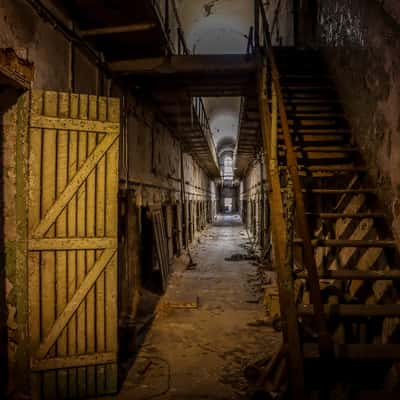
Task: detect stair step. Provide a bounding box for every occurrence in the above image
[307,189,376,194]
[294,239,396,248]
[280,165,366,172]
[304,344,400,360]
[306,212,384,219]
[281,94,339,101]
[355,391,400,400]
[278,127,350,134]
[279,74,329,80]
[282,87,337,93]
[278,136,350,145]
[303,165,366,172]
[283,105,343,113]
[281,98,341,104]
[297,146,357,152]
[299,304,400,317]
[279,153,354,162]
[281,188,377,195]
[279,145,358,152]
[281,84,335,90]
[282,113,345,118]
[295,269,400,280]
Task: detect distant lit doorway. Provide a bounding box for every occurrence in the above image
[224,197,233,213]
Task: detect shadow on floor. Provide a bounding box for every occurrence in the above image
[213,213,242,227]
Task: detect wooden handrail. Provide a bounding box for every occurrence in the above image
[255,0,332,369]
[258,52,305,399]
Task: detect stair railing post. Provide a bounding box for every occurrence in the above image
[254,0,260,49]
[257,52,305,399]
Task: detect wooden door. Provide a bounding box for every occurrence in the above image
[17,90,120,399]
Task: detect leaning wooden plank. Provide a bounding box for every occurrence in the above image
[30,115,119,133]
[28,238,117,250]
[31,353,117,371]
[32,132,119,238]
[34,248,116,360]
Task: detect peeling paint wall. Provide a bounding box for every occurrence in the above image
[240,158,268,247]
[0,0,214,396]
[316,0,400,241]
[266,0,295,46]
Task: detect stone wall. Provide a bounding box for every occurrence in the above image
[0,0,214,396]
[316,0,400,242]
[266,0,295,46]
[240,158,268,247]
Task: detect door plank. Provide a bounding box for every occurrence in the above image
[34,248,116,360]
[32,132,119,239]
[31,352,116,371]
[20,91,120,399]
[28,238,117,250]
[30,115,119,133]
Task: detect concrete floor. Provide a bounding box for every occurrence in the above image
[118,215,281,400]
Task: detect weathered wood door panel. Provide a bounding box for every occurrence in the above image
[17,90,120,399]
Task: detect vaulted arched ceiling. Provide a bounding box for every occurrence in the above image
[176,0,253,165]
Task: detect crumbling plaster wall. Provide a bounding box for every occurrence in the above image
[0,0,214,395]
[241,158,267,243]
[266,0,295,46]
[316,0,400,241]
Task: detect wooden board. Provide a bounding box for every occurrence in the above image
[17,91,120,399]
[152,208,170,292]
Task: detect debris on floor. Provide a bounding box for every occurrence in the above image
[118,216,281,400]
[225,253,257,261]
[163,295,200,309]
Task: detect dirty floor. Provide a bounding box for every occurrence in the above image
[118,215,281,400]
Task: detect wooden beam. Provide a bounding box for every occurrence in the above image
[299,304,400,317]
[109,55,256,75]
[28,238,117,250]
[81,23,156,37]
[31,352,116,371]
[30,115,119,133]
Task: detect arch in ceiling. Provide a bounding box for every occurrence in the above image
[176,0,253,169]
[217,136,236,154]
[176,0,253,54]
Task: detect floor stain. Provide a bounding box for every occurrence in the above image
[118,215,281,400]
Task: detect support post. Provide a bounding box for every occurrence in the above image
[258,56,305,399]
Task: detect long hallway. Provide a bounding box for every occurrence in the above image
[119,215,280,400]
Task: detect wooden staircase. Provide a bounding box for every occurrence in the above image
[251,1,400,396]
[270,46,400,398]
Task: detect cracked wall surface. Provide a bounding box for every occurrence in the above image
[0,0,215,396]
[317,0,400,242]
